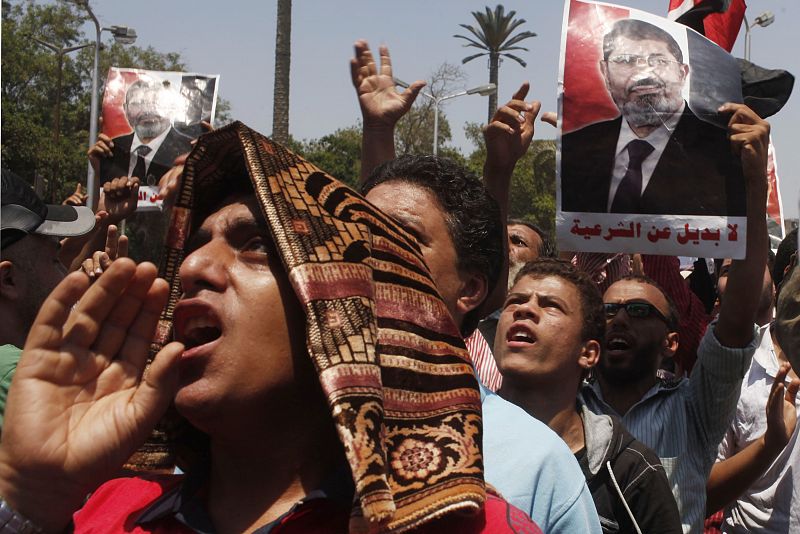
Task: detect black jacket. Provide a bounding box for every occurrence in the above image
[100,127,193,186]
[561,108,746,216]
[579,403,682,534]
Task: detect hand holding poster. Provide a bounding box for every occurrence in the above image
[557,0,747,258]
[100,68,220,212]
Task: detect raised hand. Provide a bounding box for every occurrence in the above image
[99,176,140,224]
[80,224,129,280]
[87,132,114,175]
[350,40,425,130]
[719,102,770,184]
[62,183,88,207]
[484,82,541,175]
[0,260,183,532]
[763,362,800,455]
[157,154,188,209]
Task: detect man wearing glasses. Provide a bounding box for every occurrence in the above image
[561,18,746,216]
[579,99,770,529]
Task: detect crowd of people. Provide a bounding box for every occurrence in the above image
[0,35,798,534]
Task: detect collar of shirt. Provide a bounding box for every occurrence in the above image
[134,463,355,533]
[606,102,686,211]
[128,126,172,178]
[752,323,781,379]
[582,373,684,418]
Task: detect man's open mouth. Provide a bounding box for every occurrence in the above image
[173,300,223,352]
[507,324,536,345]
[605,335,632,352]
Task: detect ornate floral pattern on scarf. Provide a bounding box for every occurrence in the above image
[155,122,484,532]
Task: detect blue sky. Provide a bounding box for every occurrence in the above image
[82,0,799,218]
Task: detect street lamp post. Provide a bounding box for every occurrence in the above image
[743,11,775,61]
[31,38,93,200]
[395,78,497,156]
[73,0,137,208]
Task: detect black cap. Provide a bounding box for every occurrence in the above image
[1,169,95,249]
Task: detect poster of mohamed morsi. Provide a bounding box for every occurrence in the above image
[556,0,746,259]
[100,68,219,194]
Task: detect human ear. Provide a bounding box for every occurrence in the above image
[579,339,601,371]
[456,272,488,317]
[0,260,21,301]
[661,331,679,359]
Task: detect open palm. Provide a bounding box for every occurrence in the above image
[0,260,182,531]
[350,40,425,129]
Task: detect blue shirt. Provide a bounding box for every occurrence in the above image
[481,384,602,534]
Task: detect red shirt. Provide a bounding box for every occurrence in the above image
[73,475,542,533]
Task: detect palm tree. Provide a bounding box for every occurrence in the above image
[454,5,536,123]
[272,0,291,144]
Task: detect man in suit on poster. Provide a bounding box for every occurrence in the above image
[561,18,746,216]
[91,78,193,186]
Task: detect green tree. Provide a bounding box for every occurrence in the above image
[2,0,233,203]
[454,5,536,123]
[465,122,556,235]
[290,125,362,189]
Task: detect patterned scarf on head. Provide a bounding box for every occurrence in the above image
[154,122,485,532]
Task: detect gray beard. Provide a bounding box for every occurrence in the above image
[134,121,169,140]
[622,94,682,129]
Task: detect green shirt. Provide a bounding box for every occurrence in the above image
[0,344,21,432]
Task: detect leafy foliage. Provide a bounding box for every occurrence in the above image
[454,5,536,121]
[464,122,556,236]
[1,0,232,203]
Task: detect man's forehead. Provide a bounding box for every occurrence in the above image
[605,279,666,307]
[611,36,672,54]
[508,224,541,242]
[513,273,578,299]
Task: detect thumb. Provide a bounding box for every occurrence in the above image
[403,80,426,106]
[541,111,557,128]
[134,341,183,425]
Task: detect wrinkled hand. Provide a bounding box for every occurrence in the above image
[763,362,800,454]
[484,82,541,174]
[80,224,129,280]
[87,133,114,175]
[0,260,182,532]
[719,103,770,185]
[350,40,425,130]
[99,176,140,224]
[62,183,88,206]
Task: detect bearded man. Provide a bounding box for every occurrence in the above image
[560,18,745,216]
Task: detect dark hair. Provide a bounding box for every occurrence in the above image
[774,228,798,289]
[603,19,684,63]
[614,274,680,332]
[513,258,605,344]
[362,155,503,336]
[507,218,557,258]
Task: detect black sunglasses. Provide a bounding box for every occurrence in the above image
[603,302,669,324]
